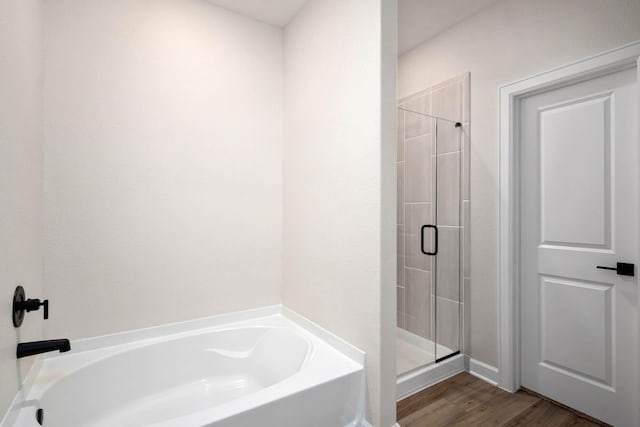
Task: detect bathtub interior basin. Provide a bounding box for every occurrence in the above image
[41,327,310,426]
[6,307,365,427]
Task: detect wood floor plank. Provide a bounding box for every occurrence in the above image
[397,373,607,427]
[560,415,604,427]
[397,373,476,419]
[503,400,575,427]
[399,398,466,427]
[444,377,502,412]
[448,389,539,426]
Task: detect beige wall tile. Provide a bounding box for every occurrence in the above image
[433,83,462,154]
[432,82,462,122]
[397,286,406,328]
[435,119,462,154]
[398,225,405,286]
[397,107,405,162]
[404,94,431,138]
[405,203,432,271]
[436,152,461,226]
[435,227,460,302]
[406,267,432,339]
[398,162,405,223]
[405,134,432,203]
[436,296,460,355]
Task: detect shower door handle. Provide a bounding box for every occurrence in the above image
[421,225,438,256]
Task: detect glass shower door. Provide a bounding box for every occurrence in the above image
[397,104,462,375]
[432,117,462,362]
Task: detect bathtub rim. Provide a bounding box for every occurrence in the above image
[42,305,362,362]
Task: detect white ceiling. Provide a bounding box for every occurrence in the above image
[399,0,502,54]
[206,0,308,27]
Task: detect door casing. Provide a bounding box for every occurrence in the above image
[498,41,640,393]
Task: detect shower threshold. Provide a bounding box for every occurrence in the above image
[396,328,465,400]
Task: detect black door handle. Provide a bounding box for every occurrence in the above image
[596,262,635,277]
[421,225,438,256]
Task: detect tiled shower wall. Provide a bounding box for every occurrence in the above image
[397,73,470,353]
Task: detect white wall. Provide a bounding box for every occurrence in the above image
[0,0,44,417]
[399,0,640,367]
[43,0,284,339]
[283,0,397,425]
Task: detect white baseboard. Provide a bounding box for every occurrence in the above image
[467,356,499,386]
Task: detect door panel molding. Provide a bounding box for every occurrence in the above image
[539,275,613,386]
[538,92,613,249]
[498,40,640,394]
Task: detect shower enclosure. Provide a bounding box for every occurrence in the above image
[396,74,469,379]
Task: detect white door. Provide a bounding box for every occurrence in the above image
[520,64,639,426]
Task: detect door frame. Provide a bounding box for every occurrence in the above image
[498,40,640,392]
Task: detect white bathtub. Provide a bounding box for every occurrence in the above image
[4,306,365,427]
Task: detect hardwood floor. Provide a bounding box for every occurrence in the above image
[397,373,607,426]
